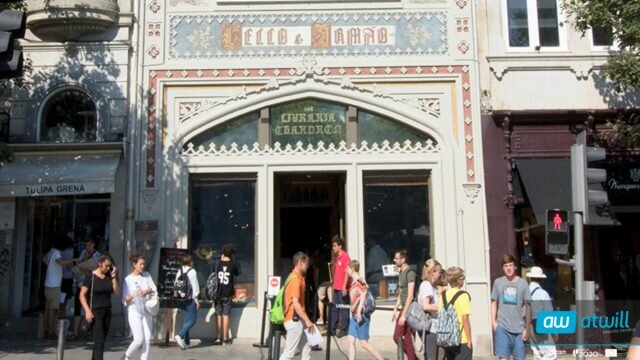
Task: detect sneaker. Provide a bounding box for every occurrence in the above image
[311,345,322,351]
[336,330,347,339]
[174,335,186,350]
[213,338,222,346]
[223,338,232,346]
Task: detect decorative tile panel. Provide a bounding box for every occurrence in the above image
[168,11,448,59]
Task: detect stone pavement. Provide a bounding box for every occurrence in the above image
[0,316,403,360]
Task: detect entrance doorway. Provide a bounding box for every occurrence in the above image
[274,172,345,279]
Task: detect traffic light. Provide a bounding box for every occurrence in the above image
[0,9,25,79]
[570,131,615,225]
[545,209,570,255]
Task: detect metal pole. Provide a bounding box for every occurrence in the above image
[575,211,584,360]
[56,319,65,360]
[325,302,332,360]
[253,291,270,348]
[397,334,404,360]
[272,330,282,360]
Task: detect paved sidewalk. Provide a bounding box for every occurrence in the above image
[0,316,402,360]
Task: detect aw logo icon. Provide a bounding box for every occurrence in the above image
[536,311,577,334]
[536,310,630,334]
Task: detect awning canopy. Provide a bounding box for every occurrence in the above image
[515,158,572,224]
[515,158,618,226]
[0,153,120,197]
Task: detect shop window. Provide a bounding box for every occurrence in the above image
[40,89,98,143]
[358,110,431,144]
[362,170,430,303]
[190,174,256,306]
[506,0,563,49]
[270,99,346,147]
[189,112,259,149]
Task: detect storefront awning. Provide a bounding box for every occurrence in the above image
[515,158,618,226]
[515,158,572,224]
[0,153,120,197]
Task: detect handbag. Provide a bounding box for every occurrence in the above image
[406,299,432,332]
[80,273,95,332]
[145,294,160,316]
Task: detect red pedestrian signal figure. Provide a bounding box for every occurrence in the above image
[553,213,562,230]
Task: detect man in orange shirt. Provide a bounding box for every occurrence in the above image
[280,252,317,360]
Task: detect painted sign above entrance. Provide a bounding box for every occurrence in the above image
[169,11,447,59]
[270,100,346,146]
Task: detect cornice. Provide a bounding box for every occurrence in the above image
[486,53,609,80]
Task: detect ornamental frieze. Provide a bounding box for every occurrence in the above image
[168,11,448,59]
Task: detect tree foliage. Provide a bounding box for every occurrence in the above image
[564,0,640,93]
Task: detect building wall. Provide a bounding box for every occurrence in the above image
[134,0,493,355]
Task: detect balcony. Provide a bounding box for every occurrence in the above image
[26,0,119,42]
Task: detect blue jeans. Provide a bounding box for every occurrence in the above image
[330,290,349,333]
[178,300,197,345]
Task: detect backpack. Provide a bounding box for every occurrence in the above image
[173,267,193,300]
[362,286,376,317]
[270,274,297,325]
[206,261,222,301]
[406,300,431,332]
[435,290,470,348]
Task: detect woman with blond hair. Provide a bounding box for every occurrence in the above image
[417,259,444,360]
[440,267,472,360]
[346,259,384,360]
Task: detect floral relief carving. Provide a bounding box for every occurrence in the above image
[457,41,470,54]
[463,183,481,204]
[456,0,468,9]
[148,1,161,14]
[147,46,160,59]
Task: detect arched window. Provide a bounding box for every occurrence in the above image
[185,99,434,150]
[40,89,98,143]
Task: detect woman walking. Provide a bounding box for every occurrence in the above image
[174,255,200,350]
[122,254,157,360]
[417,259,443,360]
[346,259,384,360]
[79,255,119,360]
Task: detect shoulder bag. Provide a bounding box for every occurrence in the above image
[144,273,160,316]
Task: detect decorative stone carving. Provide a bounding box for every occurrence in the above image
[142,189,159,204]
[26,0,119,42]
[183,140,440,157]
[463,183,481,204]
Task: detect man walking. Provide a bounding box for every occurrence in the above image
[392,249,417,360]
[280,252,316,360]
[330,236,350,337]
[526,267,556,360]
[491,254,531,360]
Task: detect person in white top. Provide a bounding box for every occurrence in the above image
[526,267,557,360]
[174,255,200,350]
[122,254,157,360]
[42,238,79,339]
[417,259,444,360]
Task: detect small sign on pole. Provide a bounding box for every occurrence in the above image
[267,276,281,298]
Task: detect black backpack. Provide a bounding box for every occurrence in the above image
[206,261,222,301]
[173,267,193,300]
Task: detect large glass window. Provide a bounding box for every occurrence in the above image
[363,170,430,302]
[358,110,430,144]
[190,175,256,306]
[189,112,259,149]
[506,0,562,49]
[41,89,98,143]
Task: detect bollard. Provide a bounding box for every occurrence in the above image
[272,330,283,360]
[267,325,274,360]
[325,303,332,360]
[57,319,66,360]
[396,335,404,360]
[253,291,270,348]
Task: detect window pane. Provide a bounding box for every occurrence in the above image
[363,171,430,302]
[592,25,614,46]
[358,110,431,145]
[270,100,346,147]
[508,0,530,47]
[42,90,97,143]
[537,0,559,46]
[190,176,256,306]
[188,112,259,149]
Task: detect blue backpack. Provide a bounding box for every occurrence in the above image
[435,290,470,347]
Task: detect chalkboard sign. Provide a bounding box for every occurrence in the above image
[158,247,189,308]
